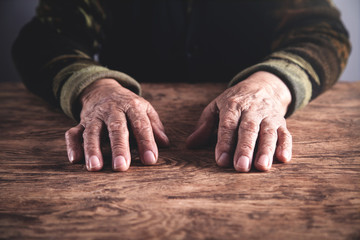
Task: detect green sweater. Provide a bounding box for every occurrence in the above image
[12,0,351,120]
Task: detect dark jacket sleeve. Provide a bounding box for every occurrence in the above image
[229,0,351,117]
[12,0,140,120]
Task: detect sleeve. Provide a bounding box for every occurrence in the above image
[12,0,141,121]
[228,0,351,117]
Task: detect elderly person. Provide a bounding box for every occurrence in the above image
[13,0,350,172]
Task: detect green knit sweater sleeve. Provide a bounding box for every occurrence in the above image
[229,0,351,117]
[12,0,141,121]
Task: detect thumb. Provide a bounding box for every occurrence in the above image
[186,101,218,148]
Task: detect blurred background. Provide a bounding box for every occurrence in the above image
[0,0,359,82]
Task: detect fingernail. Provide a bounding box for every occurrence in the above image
[88,155,101,170]
[68,150,74,163]
[143,151,156,165]
[257,155,269,168]
[113,156,127,171]
[217,153,230,167]
[236,156,250,172]
[282,150,291,162]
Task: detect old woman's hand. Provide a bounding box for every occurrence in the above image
[187,71,293,172]
[65,79,169,171]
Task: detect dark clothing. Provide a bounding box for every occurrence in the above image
[12,0,351,119]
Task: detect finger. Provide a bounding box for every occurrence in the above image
[82,119,104,171]
[215,108,241,167]
[186,100,218,148]
[233,113,261,172]
[147,105,170,147]
[127,107,158,165]
[254,118,279,171]
[275,126,292,163]
[65,124,84,163]
[106,112,131,172]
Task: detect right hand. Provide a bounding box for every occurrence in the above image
[65,78,170,172]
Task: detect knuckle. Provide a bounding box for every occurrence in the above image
[218,132,234,144]
[219,118,238,131]
[83,126,101,139]
[111,142,128,152]
[138,127,153,140]
[131,119,143,130]
[238,141,254,154]
[109,128,129,140]
[239,120,259,134]
[83,138,100,152]
[226,97,240,110]
[122,98,144,113]
[132,119,150,132]
[261,127,277,138]
[108,120,126,133]
[129,98,146,109]
[88,126,101,135]
[138,138,153,147]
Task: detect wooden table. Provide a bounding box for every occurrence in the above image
[0,82,359,240]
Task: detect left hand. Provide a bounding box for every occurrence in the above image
[186,71,293,172]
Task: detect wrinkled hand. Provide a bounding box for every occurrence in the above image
[65,78,169,171]
[186,71,292,172]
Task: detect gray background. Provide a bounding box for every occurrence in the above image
[0,0,359,82]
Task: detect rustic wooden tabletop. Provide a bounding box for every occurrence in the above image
[0,82,359,240]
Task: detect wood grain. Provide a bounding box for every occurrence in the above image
[0,82,359,240]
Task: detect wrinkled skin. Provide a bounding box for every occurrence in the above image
[186,71,292,172]
[65,78,170,171]
[65,71,292,172]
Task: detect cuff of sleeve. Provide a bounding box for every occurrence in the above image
[59,65,141,120]
[228,56,313,117]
